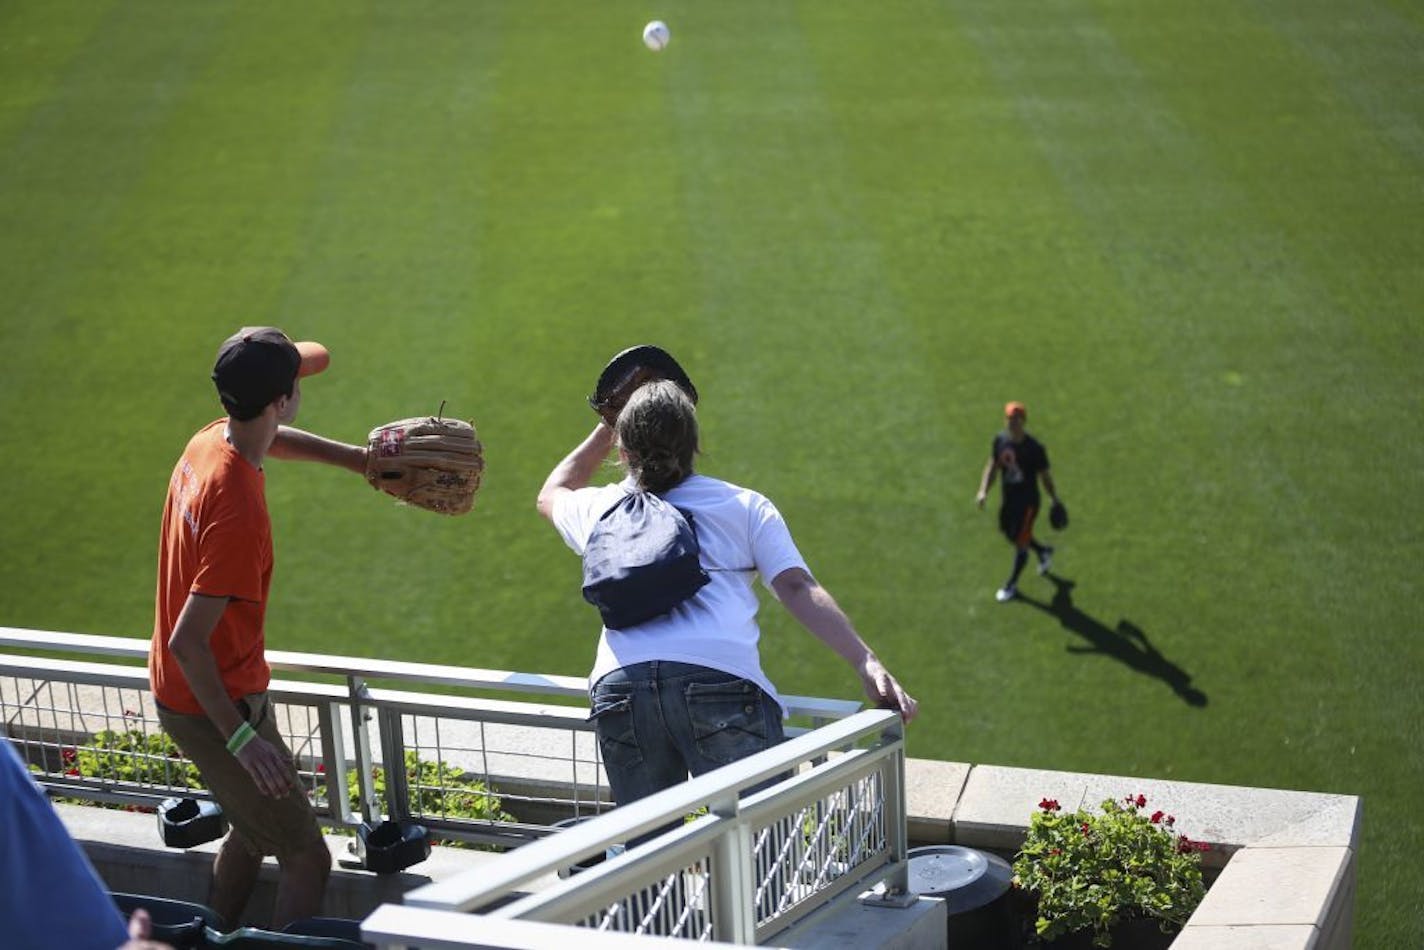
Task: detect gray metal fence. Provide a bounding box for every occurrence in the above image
[0,626,858,848]
[379,709,909,946]
[0,627,906,945]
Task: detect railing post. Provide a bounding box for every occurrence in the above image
[347,676,379,825]
[377,706,410,820]
[709,791,756,944]
[880,719,910,896]
[317,700,352,825]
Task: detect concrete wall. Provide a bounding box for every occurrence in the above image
[61,755,1360,948]
[59,801,499,926]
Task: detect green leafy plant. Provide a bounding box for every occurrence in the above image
[1012,794,1208,947]
[53,727,202,811]
[801,802,853,864]
[344,750,515,848]
[53,726,513,845]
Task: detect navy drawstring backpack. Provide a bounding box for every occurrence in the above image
[581,490,710,629]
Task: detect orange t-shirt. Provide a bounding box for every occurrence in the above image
[149,420,274,714]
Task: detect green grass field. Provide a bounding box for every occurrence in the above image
[2,1,1420,943]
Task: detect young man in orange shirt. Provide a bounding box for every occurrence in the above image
[149,327,366,930]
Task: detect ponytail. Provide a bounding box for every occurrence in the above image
[617,380,699,494]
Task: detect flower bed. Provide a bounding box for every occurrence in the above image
[1010,794,1208,947]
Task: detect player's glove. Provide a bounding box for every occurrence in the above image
[365,413,484,516]
[588,345,698,428]
[1049,499,1069,531]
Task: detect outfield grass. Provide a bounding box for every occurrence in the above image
[1,2,1420,943]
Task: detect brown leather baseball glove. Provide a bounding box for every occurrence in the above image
[365,415,484,515]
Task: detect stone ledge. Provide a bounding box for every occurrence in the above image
[1185,847,1353,929]
[902,758,969,846]
[1168,924,1322,949]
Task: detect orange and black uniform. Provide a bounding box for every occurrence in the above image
[992,431,1050,546]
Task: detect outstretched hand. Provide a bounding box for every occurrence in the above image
[858,657,918,723]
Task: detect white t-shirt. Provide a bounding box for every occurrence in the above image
[552,473,809,713]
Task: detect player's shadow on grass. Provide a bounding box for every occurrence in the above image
[1015,574,1208,707]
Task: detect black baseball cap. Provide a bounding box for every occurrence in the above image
[212,327,329,415]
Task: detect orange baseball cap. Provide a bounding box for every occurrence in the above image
[1004,401,1027,419]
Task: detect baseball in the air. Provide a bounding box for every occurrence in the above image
[642,20,671,52]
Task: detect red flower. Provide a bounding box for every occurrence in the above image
[316,763,326,774]
[1134,794,1147,808]
[1166,815,1176,826]
[65,767,80,776]
[1177,835,1200,854]
[61,748,76,764]
[1038,798,1060,812]
[1080,822,1091,835]
[1151,810,1164,824]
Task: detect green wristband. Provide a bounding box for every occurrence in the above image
[226,721,256,755]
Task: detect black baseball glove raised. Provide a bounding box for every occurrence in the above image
[588,345,698,427]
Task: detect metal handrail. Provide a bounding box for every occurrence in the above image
[0,628,865,841]
[0,626,862,722]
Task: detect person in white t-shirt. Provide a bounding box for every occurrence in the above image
[537,380,917,814]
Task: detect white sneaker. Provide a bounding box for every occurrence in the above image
[1037,548,1054,575]
[996,585,1017,603]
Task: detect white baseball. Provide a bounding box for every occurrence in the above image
[642,20,671,52]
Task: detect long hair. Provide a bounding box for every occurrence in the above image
[616,379,699,494]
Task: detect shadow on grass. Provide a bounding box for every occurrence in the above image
[1015,574,1208,708]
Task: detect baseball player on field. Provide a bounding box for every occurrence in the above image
[976,401,1064,603]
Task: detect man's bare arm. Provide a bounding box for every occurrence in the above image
[270,426,366,476]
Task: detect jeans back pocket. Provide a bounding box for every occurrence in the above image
[685,678,769,767]
[589,687,642,770]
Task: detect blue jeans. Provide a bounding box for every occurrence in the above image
[590,661,786,820]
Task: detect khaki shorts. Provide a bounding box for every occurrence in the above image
[158,692,326,863]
